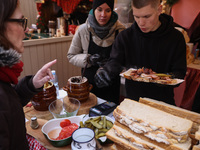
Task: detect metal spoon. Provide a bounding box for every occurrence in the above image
[81,63,88,82]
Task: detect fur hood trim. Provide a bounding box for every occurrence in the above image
[0,46,21,67]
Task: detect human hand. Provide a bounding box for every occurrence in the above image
[87,54,102,66]
[33,59,57,89]
[94,68,111,88]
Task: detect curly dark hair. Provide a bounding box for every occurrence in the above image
[0,0,18,50]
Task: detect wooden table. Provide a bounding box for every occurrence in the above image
[24,96,113,149]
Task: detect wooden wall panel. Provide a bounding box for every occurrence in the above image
[19,0,38,28]
[19,36,81,89]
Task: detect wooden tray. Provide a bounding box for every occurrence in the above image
[26,119,70,150]
[24,93,97,121]
[24,105,54,121]
[77,92,97,115]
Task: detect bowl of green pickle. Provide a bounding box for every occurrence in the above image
[80,115,114,143]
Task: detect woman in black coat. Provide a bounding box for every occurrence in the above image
[0,0,56,149]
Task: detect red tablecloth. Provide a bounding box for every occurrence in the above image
[26,134,47,150]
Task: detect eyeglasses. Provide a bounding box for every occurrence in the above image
[7,17,28,31]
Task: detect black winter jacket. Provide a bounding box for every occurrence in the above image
[0,76,40,150]
[104,14,186,104]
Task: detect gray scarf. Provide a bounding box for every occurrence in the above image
[88,9,118,39]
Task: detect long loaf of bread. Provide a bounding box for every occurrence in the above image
[106,122,192,150]
[115,99,193,144]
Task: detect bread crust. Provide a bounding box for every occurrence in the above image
[110,143,130,150]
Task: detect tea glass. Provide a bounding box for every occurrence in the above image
[48,97,80,118]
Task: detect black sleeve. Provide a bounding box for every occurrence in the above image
[171,32,187,79]
[103,32,126,80]
[14,75,43,106]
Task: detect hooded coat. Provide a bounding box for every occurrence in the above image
[0,47,41,149]
[104,14,187,105]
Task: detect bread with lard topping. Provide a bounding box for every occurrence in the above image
[139,97,200,138]
[139,97,200,125]
[114,99,193,144]
[106,122,192,150]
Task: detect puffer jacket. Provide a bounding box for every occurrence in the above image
[67,19,125,68]
[0,47,41,150]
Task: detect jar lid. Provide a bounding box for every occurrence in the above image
[31,116,37,121]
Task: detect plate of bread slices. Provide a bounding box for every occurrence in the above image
[120,67,184,85]
[106,97,200,150]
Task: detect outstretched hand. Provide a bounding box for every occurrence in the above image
[33,59,57,89]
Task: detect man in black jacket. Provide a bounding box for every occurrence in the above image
[94,0,186,105]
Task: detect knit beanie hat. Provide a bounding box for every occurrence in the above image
[92,0,114,11]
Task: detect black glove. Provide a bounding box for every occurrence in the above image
[87,54,102,66]
[97,58,108,67]
[94,68,111,88]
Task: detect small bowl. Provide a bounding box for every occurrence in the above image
[41,116,82,147]
[82,115,114,143]
[49,97,80,118]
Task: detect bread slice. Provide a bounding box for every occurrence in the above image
[106,124,165,150]
[106,123,192,150]
[110,143,130,150]
[139,97,200,124]
[193,144,200,150]
[115,99,193,144]
[139,97,200,135]
[195,126,200,140]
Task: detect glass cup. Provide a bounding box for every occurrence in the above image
[48,97,80,118]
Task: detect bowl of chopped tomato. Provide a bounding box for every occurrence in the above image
[41,116,82,147]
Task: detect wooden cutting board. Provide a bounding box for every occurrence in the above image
[26,119,70,150]
[24,105,54,121]
[77,93,97,115]
[24,93,97,121]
